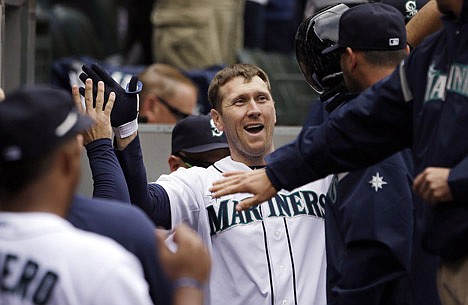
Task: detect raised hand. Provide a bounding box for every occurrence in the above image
[79,63,141,138]
[72,79,115,145]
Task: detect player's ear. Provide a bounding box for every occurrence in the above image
[168,155,186,172]
[343,47,357,70]
[210,109,224,132]
[405,44,411,55]
[140,93,159,122]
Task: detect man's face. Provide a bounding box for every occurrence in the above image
[211,76,276,165]
[141,83,197,124]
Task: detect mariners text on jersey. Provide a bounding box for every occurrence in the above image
[208,190,327,235]
[425,62,468,102]
[0,252,58,305]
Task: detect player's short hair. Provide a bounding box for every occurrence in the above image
[360,49,408,67]
[208,63,271,112]
[138,63,197,104]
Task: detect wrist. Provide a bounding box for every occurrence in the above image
[113,117,138,139]
[173,277,204,291]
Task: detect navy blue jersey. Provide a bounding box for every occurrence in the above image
[68,195,173,305]
[266,1,468,263]
[325,151,414,305]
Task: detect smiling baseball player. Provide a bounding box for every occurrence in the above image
[79,63,332,305]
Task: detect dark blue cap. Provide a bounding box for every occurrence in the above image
[171,114,229,155]
[322,2,407,54]
[0,86,93,163]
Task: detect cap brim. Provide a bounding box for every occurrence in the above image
[322,44,342,55]
[180,143,230,154]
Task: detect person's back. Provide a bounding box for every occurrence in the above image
[0,86,152,305]
[0,212,149,305]
[68,195,173,305]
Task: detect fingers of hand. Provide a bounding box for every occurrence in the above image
[155,230,171,262]
[104,92,116,115]
[95,81,105,111]
[412,171,427,196]
[84,79,94,112]
[71,85,84,112]
[236,197,256,211]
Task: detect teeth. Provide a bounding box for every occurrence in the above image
[246,124,262,129]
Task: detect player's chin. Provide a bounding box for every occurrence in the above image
[244,141,271,157]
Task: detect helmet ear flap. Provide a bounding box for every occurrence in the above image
[295,4,349,97]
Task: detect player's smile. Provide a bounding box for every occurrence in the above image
[244,123,264,134]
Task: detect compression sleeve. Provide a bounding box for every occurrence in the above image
[86,138,131,203]
[115,135,172,229]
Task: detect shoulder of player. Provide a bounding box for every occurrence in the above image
[69,196,156,238]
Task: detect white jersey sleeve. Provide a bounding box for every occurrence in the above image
[156,166,214,229]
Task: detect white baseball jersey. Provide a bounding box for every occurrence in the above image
[157,156,330,305]
[0,212,152,305]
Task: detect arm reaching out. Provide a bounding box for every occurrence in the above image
[73,78,131,202]
[406,0,443,49]
[210,169,279,211]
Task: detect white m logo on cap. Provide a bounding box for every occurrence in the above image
[389,38,400,46]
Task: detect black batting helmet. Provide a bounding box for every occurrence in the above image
[295,4,350,99]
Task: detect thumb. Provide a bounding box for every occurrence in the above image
[126,76,142,93]
[156,230,171,263]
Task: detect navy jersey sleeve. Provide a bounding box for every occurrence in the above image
[115,135,172,229]
[266,64,413,191]
[85,138,131,203]
[68,195,173,305]
[328,154,414,304]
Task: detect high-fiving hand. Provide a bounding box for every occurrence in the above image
[79,63,142,138]
[209,168,279,211]
[72,79,115,145]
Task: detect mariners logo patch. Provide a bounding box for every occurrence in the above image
[369,172,387,192]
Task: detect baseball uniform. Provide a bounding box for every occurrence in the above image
[87,134,331,305]
[0,212,152,305]
[156,156,330,305]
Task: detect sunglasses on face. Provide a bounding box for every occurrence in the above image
[157,96,191,120]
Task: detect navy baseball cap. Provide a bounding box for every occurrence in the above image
[171,115,229,155]
[322,2,407,54]
[0,86,93,163]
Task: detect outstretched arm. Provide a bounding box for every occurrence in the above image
[73,80,131,202]
[210,169,278,211]
[78,64,172,227]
